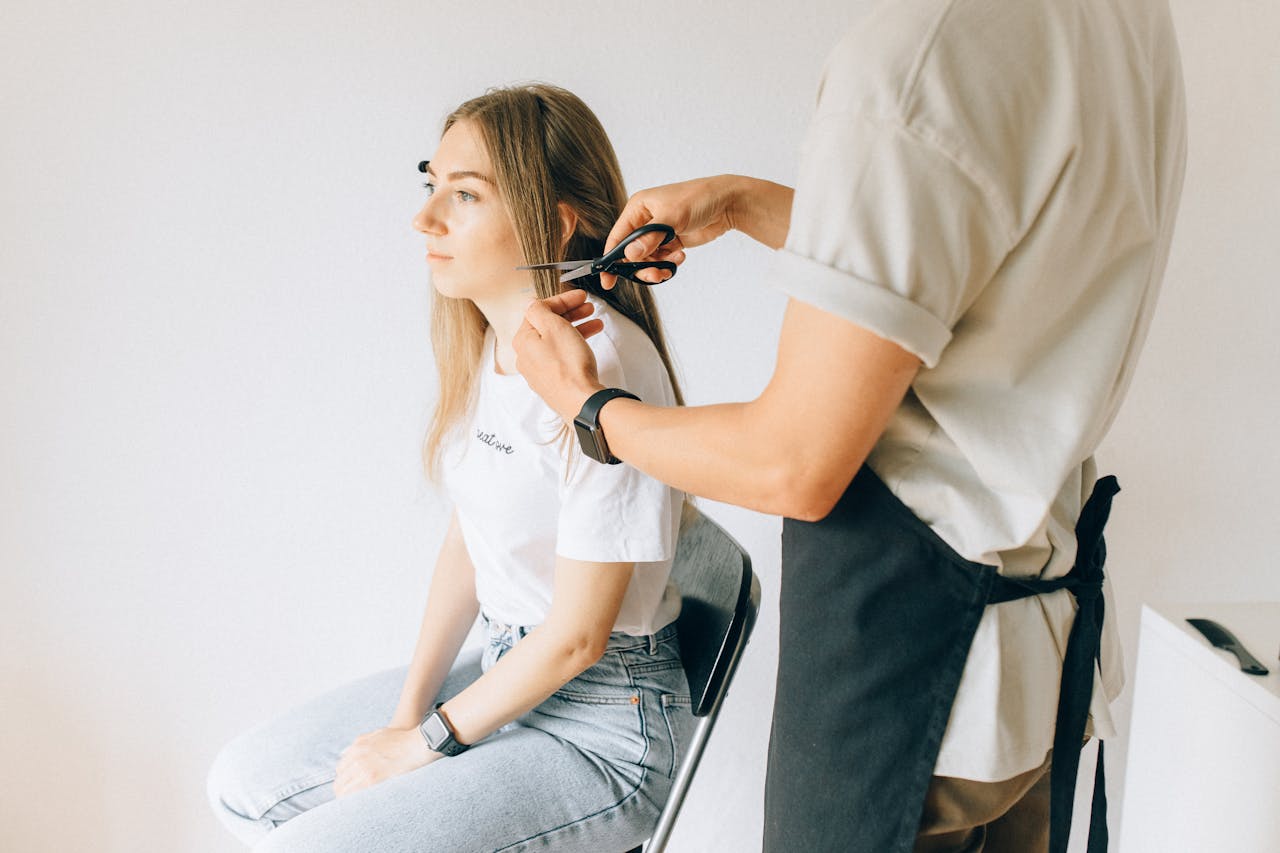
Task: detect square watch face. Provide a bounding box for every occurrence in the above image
[421,713,449,747]
[573,421,606,462]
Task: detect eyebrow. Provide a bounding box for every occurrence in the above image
[420,162,495,184]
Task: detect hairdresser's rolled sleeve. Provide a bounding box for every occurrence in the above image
[771,249,951,367]
[774,110,1012,369]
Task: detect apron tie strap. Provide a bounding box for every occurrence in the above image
[987,475,1120,853]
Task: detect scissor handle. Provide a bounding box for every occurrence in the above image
[607,260,678,285]
[597,223,677,269]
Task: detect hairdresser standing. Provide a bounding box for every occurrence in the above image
[515,1,1185,851]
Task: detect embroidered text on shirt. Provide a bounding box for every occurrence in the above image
[475,428,515,455]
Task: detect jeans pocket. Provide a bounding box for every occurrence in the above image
[531,687,647,766]
[659,693,694,777]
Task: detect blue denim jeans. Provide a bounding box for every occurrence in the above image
[208,620,693,852]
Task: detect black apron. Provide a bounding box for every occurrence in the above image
[764,466,1118,853]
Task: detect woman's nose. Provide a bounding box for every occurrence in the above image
[413,198,443,235]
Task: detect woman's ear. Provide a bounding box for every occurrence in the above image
[557,202,579,255]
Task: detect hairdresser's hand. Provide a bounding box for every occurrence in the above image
[599,175,794,289]
[333,727,441,798]
[599,175,736,289]
[515,289,607,423]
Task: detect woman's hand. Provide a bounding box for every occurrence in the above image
[333,726,441,798]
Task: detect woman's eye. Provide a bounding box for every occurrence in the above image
[420,182,475,203]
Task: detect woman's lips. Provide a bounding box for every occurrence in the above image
[426,251,452,262]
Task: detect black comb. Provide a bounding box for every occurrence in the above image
[1186,618,1270,676]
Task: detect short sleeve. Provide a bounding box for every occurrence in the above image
[774,111,1013,368]
[554,326,679,563]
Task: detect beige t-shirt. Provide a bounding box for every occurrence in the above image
[772,0,1186,780]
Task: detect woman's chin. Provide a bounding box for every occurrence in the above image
[431,274,532,304]
[430,275,467,300]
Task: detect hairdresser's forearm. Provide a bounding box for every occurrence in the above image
[600,398,826,519]
[726,175,794,250]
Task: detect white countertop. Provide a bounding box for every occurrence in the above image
[1141,601,1280,722]
[1123,601,1280,853]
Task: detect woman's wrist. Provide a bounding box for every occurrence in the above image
[389,717,422,731]
[389,698,431,731]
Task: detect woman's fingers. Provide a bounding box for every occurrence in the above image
[335,773,368,798]
[334,747,378,798]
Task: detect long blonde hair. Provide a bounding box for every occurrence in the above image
[423,83,684,480]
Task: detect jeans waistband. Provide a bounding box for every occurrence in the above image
[482,614,677,654]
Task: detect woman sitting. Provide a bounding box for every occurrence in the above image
[207,83,692,853]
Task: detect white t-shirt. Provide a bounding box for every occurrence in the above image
[442,297,684,637]
[772,0,1186,780]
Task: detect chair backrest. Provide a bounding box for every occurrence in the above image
[671,504,760,718]
[629,505,760,853]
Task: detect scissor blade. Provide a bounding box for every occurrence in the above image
[515,261,587,271]
[559,264,596,283]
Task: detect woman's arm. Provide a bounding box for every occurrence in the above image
[334,510,480,797]
[435,554,633,746]
[334,548,630,797]
[388,509,480,729]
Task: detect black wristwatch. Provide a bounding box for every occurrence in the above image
[419,704,469,756]
[574,388,639,464]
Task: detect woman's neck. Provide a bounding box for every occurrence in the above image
[474,292,535,376]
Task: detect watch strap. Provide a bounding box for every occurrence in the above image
[577,388,639,425]
[574,388,639,464]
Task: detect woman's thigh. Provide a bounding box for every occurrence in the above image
[254,722,661,853]
[207,651,482,841]
[248,629,693,853]
[213,626,693,852]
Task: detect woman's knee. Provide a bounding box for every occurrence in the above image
[207,731,263,820]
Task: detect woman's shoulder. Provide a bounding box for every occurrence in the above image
[585,296,675,405]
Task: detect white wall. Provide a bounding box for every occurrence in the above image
[1,2,1275,851]
[1100,1,1280,843]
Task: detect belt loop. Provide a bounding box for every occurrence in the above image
[648,631,658,654]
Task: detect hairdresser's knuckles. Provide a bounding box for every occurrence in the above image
[601,175,742,291]
[605,200,654,256]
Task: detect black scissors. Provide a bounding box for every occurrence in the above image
[516,223,678,285]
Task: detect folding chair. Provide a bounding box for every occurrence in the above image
[627,505,761,853]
